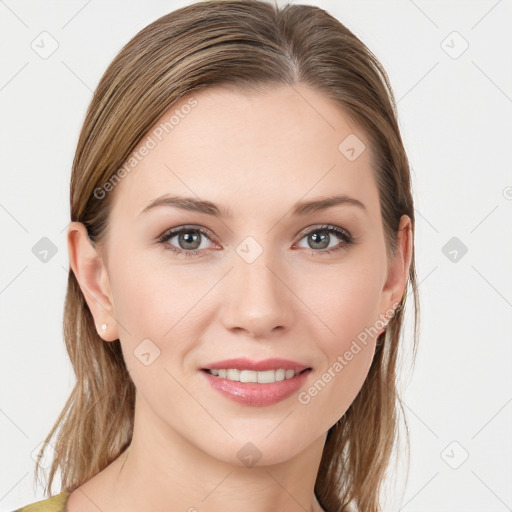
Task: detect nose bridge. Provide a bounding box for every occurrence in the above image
[222,240,292,335]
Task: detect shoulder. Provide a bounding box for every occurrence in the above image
[13,492,70,512]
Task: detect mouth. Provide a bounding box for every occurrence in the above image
[200,357,312,384]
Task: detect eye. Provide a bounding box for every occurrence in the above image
[294,224,355,256]
[157,224,356,259]
[157,226,216,258]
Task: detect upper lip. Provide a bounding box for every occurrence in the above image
[201,358,311,372]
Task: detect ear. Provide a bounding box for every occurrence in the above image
[67,221,119,342]
[378,214,413,333]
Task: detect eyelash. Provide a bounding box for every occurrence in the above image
[157,224,356,259]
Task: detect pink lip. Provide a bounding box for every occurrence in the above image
[201,357,310,373]
[200,368,312,407]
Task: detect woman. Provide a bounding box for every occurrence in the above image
[16,0,419,511]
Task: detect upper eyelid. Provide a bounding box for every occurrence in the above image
[295,224,350,239]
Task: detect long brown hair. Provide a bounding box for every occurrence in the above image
[35,1,420,510]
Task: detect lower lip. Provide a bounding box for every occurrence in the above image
[200,369,312,407]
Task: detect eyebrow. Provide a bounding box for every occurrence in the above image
[139,194,367,218]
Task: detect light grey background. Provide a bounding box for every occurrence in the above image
[1,1,511,511]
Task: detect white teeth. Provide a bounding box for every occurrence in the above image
[257,370,275,383]
[241,370,258,383]
[226,369,240,381]
[207,368,302,383]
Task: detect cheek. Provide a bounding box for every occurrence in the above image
[105,251,181,365]
[300,253,384,345]
[294,259,383,425]
[107,262,197,415]
[109,262,172,338]
[107,251,211,379]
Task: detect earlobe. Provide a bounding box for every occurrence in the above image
[67,221,118,342]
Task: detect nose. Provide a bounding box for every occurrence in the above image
[220,250,294,338]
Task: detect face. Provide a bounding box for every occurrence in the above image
[70,84,409,467]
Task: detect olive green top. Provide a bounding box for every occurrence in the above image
[13,490,335,511]
[13,492,70,512]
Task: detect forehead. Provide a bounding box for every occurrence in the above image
[109,84,380,223]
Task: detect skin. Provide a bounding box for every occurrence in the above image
[66,83,412,512]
